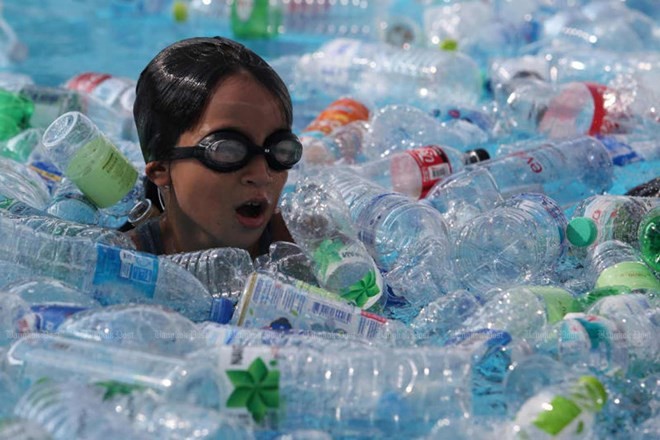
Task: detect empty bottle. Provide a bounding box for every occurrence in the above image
[41,111,140,213]
[294,38,483,112]
[167,246,255,318]
[357,144,489,199]
[597,134,660,195]
[300,119,370,165]
[566,195,659,250]
[587,240,660,292]
[6,333,471,437]
[425,136,614,222]
[253,241,319,286]
[45,177,100,225]
[0,127,42,163]
[0,215,213,321]
[410,289,482,344]
[0,156,51,209]
[281,181,384,309]
[511,376,607,439]
[13,379,149,440]
[232,272,396,341]
[0,419,51,440]
[452,193,571,290]
[56,304,206,356]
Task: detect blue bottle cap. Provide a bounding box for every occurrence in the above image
[209,297,235,324]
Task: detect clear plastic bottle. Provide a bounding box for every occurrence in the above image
[45,177,100,225]
[0,419,52,440]
[41,111,140,212]
[453,193,571,291]
[0,215,213,321]
[511,376,607,439]
[425,136,614,220]
[0,127,42,163]
[587,240,660,292]
[232,272,397,341]
[294,38,483,112]
[0,156,51,210]
[13,379,150,440]
[56,303,206,357]
[6,332,472,437]
[253,241,319,286]
[281,181,384,309]
[566,195,659,250]
[357,144,489,199]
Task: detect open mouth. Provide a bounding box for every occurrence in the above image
[236,200,267,219]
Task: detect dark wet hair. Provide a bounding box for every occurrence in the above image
[133,36,293,164]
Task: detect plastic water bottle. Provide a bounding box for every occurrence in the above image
[318,167,450,271]
[511,375,607,439]
[56,304,206,356]
[253,241,319,286]
[587,294,659,376]
[0,419,51,440]
[166,246,251,323]
[6,276,100,308]
[0,215,213,322]
[597,134,660,195]
[566,195,659,251]
[300,119,370,166]
[6,333,471,437]
[425,136,614,222]
[232,272,398,341]
[45,177,100,225]
[293,38,483,111]
[105,386,255,440]
[638,206,659,272]
[281,181,384,309]
[1,211,136,248]
[586,240,660,292]
[0,127,43,163]
[13,379,149,440]
[410,289,482,344]
[356,144,489,199]
[452,193,571,290]
[0,156,51,209]
[41,111,140,213]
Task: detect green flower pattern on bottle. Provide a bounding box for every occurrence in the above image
[340,270,381,308]
[226,357,280,423]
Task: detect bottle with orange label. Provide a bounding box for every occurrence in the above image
[356,144,489,199]
[299,97,371,165]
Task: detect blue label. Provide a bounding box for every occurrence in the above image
[29,160,63,192]
[30,304,88,332]
[209,297,235,324]
[598,136,642,166]
[92,244,159,300]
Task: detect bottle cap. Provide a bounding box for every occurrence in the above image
[567,217,597,247]
[209,297,235,324]
[464,148,490,164]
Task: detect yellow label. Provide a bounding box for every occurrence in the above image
[66,136,138,208]
[595,262,660,291]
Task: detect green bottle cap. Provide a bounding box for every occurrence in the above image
[567,217,598,247]
[440,39,458,51]
[638,209,659,272]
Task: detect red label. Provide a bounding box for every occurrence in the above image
[393,145,452,198]
[512,150,543,173]
[65,72,112,94]
[585,82,619,135]
[360,310,387,324]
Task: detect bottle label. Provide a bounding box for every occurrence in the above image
[66,136,138,208]
[584,83,618,135]
[303,98,370,137]
[595,262,660,291]
[312,238,383,309]
[532,394,583,435]
[66,72,112,94]
[235,272,388,339]
[29,304,88,332]
[568,314,627,367]
[392,145,452,199]
[218,345,281,425]
[29,160,63,192]
[597,135,642,166]
[93,244,159,299]
[528,286,581,324]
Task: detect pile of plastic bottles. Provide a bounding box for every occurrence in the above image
[0,0,658,439]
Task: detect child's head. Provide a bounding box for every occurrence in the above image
[133,37,299,255]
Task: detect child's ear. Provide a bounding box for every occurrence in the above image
[145,161,171,187]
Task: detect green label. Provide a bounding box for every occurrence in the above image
[533,395,582,436]
[226,354,280,423]
[529,286,582,324]
[595,262,660,291]
[66,136,138,208]
[231,0,281,39]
